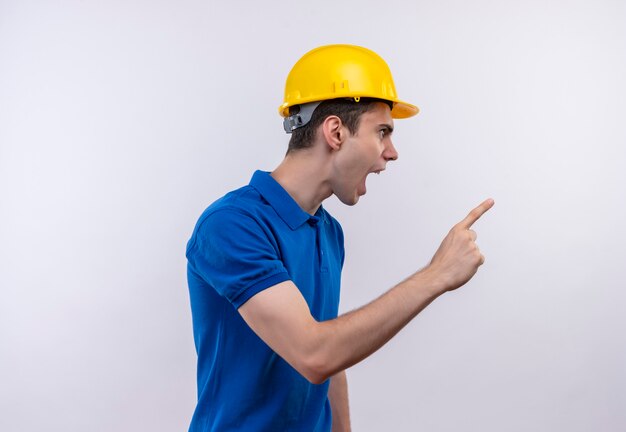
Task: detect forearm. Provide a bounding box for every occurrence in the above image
[328,371,351,432]
[311,268,445,381]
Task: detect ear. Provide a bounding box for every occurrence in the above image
[320,115,345,151]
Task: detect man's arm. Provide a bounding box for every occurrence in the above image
[329,371,351,432]
[239,199,494,384]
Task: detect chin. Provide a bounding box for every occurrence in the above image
[336,192,361,206]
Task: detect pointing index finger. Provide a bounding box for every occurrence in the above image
[458,198,495,229]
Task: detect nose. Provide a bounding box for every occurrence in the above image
[383,139,399,161]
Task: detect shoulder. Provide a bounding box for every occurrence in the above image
[187,185,278,253]
[193,185,267,230]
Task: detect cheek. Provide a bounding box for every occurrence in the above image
[362,138,386,162]
[338,141,382,174]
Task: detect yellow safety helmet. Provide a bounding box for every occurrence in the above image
[279,44,419,132]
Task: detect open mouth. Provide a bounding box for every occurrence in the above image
[358,168,385,196]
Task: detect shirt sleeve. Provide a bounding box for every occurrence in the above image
[186,208,291,308]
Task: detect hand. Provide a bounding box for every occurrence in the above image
[427,199,494,294]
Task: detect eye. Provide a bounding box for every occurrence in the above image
[379,129,386,139]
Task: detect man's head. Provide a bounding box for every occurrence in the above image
[276,44,417,206]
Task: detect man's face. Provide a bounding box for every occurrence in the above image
[330,102,398,206]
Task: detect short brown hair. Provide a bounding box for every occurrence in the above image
[286,98,391,154]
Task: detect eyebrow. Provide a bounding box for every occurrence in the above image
[379,123,394,134]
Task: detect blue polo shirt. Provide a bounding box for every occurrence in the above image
[186,170,344,431]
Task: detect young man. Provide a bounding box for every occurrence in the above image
[186,44,494,431]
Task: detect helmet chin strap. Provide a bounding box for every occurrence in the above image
[283,101,322,134]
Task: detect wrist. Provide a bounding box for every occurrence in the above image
[409,265,449,298]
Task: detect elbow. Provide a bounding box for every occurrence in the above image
[301,366,329,385]
[288,321,339,385]
[297,349,336,385]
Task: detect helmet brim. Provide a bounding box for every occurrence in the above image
[391,100,419,119]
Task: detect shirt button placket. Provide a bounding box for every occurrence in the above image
[308,217,324,270]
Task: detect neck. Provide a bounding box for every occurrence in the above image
[270,147,333,215]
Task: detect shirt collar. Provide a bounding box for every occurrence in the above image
[250,170,327,230]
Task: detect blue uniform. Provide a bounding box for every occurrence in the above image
[186,170,345,431]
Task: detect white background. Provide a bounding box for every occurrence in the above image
[1,1,625,431]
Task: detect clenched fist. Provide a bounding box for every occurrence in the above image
[427,199,495,294]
